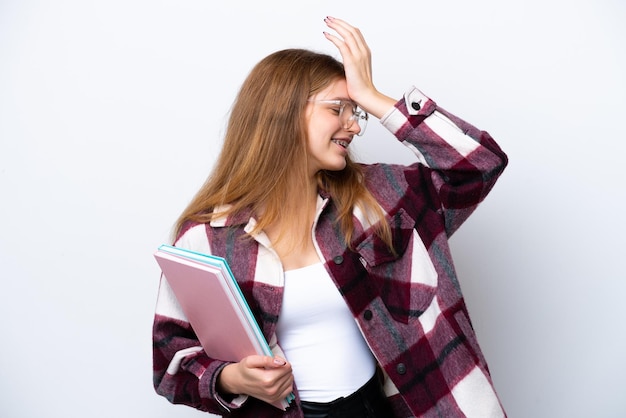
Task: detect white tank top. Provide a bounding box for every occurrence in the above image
[275,263,376,402]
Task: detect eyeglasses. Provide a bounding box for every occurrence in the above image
[308,99,369,136]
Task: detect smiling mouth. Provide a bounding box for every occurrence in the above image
[331,139,350,149]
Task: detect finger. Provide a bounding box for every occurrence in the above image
[266,356,288,369]
[240,355,263,368]
[255,365,293,402]
[277,380,294,401]
[272,372,294,400]
[323,31,349,56]
[323,28,363,67]
[324,17,360,44]
[324,17,368,53]
[241,354,282,369]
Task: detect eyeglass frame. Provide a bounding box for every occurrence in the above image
[307,99,369,136]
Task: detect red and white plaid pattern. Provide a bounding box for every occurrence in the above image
[153,87,508,417]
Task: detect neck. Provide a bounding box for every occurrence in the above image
[264,183,317,251]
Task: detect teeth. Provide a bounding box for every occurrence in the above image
[332,139,349,148]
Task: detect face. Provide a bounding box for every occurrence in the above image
[305,79,361,176]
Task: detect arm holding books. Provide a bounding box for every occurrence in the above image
[152,233,294,414]
[152,307,291,413]
[153,302,237,412]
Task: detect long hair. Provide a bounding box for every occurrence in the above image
[174,49,391,250]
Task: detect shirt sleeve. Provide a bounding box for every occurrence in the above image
[152,224,249,414]
[380,86,508,235]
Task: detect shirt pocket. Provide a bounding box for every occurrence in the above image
[355,208,415,267]
[355,209,438,324]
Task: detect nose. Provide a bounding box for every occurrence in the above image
[345,118,361,135]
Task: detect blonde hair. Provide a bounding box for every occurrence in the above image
[174,49,391,250]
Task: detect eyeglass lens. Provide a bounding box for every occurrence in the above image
[342,104,367,134]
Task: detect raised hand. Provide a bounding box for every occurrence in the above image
[323,17,396,119]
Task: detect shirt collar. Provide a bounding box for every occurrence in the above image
[209,204,253,228]
[210,193,331,230]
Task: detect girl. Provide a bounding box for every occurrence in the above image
[153,17,508,418]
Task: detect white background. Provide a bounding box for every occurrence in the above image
[1,1,625,417]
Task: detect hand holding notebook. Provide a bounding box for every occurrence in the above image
[154,244,295,410]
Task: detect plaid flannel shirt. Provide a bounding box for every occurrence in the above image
[153,87,508,417]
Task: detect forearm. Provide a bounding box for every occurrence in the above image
[357,90,397,120]
[381,87,508,233]
[152,313,237,413]
[383,87,506,182]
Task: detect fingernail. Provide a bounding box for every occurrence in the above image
[273,358,286,365]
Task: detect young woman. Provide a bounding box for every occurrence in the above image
[153,17,508,418]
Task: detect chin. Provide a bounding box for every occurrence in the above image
[326,160,347,171]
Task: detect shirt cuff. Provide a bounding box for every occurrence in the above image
[403,86,432,116]
[200,361,249,413]
[380,86,436,132]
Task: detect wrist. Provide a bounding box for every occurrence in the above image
[216,363,239,396]
[358,91,396,120]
